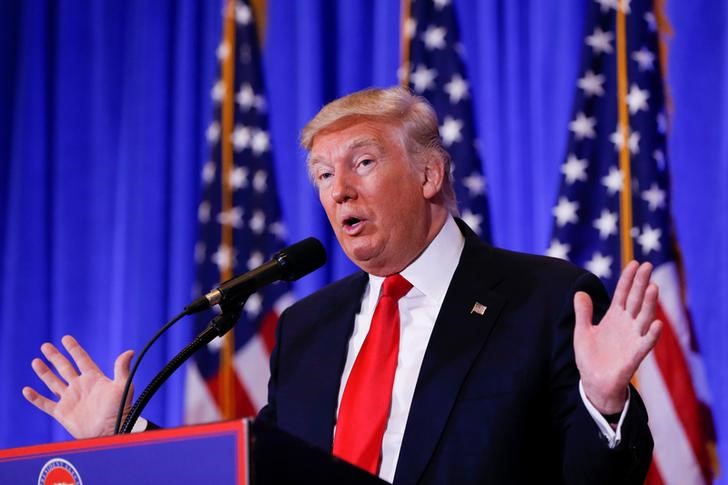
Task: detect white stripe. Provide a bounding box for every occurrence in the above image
[637,352,705,485]
[652,263,713,404]
[184,363,222,424]
[274,292,295,315]
[233,334,271,412]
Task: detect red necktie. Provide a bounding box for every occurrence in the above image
[333,274,412,474]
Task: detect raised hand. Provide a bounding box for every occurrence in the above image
[22,335,134,439]
[574,261,663,414]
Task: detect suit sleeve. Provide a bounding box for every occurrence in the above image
[552,271,653,484]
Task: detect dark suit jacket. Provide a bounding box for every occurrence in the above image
[258,220,653,484]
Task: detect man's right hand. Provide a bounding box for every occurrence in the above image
[22,335,134,439]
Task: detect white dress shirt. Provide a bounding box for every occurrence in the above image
[334,216,628,483]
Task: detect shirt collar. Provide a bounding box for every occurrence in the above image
[367,216,465,305]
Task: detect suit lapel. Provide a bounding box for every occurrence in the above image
[393,224,506,485]
[293,272,368,451]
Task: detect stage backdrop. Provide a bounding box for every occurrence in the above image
[1,0,726,480]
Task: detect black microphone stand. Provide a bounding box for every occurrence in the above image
[119,298,245,434]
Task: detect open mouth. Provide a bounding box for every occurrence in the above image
[342,216,365,234]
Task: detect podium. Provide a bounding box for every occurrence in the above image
[0,418,387,484]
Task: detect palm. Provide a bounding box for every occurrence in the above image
[574,261,662,414]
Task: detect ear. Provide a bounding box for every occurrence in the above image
[422,154,445,200]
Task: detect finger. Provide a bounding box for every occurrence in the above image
[638,320,663,358]
[573,291,594,331]
[22,386,57,416]
[626,262,653,317]
[31,357,67,397]
[62,335,101,374]
[636,283,659,335]
[40,342,79,383]
[611,260,639,309]
[113,350,135,383]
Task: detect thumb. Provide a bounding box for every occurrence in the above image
[573,291,594,333]
[113,350,135,383]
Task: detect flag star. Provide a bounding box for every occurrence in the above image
[211,80,225,102]
[216,42,230,61]
[198,201,211,223]
[462,172,486,196]
[586,252,613,279]
[253,170,268,192]
[206,122,220,143]
[642,183,666,211]
[211,244,237,273]
[229,165,249,190]
[245,292,263,317]
[236,83,256,111]
[461,210,483,235]
[594,0,617,12]
[410,64,437,93]
[194,242,206,264]
[653,149,665,170]
[601,166,624,195]
[202,160,216,184]
[569,112,597,140]
[440,116,464,146]
[553,197,579,227]
[637,225,662,254]
[217,206,245,229]
[251,130,270,154]
[578,70,605,97]
[593,209,618,239]
[632,47,655,71]
[546,239,571,260]
[626,84,650,114]
[561,154,589,184]
[207,335,223,351]
[444,74,469,103]
[644,12,657,31]
[249,210,266,234]
[269,221,287,239]
[422,25,447,50]
[610,126,640,154]
[586,28,614,54]
[247,251,264,270]
[232,125,251,151]
[235,2,252,25]
[433,0,451,8]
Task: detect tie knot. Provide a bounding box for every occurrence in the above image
[381,274,412,300]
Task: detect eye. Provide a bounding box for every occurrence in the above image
[356,158,375,172]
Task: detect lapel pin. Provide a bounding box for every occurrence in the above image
[471,302,487,315]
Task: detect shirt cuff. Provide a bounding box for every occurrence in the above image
[130,417,149,433]
[578,380,630,449]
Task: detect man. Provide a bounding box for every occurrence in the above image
[24,87,661,484]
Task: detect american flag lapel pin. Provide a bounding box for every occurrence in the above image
[470,302,487,315]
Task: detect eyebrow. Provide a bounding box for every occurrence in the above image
[308,137,384,167]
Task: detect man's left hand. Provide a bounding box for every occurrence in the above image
[574,261,663,414]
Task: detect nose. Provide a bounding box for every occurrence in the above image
[331,170,356,203]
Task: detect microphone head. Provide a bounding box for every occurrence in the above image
[275,237,327,281]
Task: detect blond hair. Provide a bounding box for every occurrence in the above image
[301,86,458,215]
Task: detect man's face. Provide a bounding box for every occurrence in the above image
[309,117,441,276]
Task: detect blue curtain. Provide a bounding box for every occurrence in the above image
[1,0,726,478]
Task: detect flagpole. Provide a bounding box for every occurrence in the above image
[399,0,411,86]
[616,1,634,268]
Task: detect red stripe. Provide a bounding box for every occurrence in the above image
[645,459,664,485]
[259,310,279,354]
[205,367,257,418]
[653,302,713,481]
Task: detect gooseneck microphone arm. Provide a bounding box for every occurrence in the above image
[120,301,244,434]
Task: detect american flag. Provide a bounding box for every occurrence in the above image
[548,1,718,483]
[402,0,491,242]
[184,0,292,423]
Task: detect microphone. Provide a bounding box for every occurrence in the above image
[184,237,326,315]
